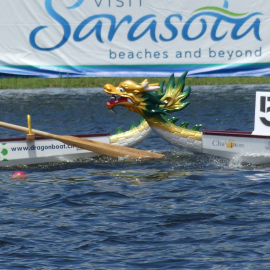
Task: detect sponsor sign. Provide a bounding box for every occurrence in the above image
[212,139,244,148]
[253,92,270,135]
[0,0,269,77]
[0,135,109,162]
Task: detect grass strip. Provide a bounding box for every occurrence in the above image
[0,76,269,89]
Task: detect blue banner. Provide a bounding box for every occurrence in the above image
[0,0,268,77]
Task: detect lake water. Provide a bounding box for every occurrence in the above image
[1,84,270,269]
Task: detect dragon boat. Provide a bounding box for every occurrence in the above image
[0,117,152,167]
[104,72,270,165]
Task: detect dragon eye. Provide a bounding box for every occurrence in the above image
[120,88,125,92]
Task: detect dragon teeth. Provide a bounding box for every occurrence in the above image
[127,98,133,104]
[109,109,116,114]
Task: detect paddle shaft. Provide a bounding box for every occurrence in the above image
[0,121,164,159]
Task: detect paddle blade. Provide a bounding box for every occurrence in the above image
[59,136,164,159]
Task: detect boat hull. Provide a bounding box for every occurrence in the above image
[0,133,110,167]
[203,130,270,164]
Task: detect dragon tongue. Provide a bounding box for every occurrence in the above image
[106,96,133,112]
[107,98,116,106]
[107,96,130,105]
[118,97,133,104]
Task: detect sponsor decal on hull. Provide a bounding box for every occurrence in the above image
[212,139,244,149]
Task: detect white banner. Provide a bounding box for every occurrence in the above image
[0,0,269,77]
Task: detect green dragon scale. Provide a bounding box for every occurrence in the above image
[104,72,203,152]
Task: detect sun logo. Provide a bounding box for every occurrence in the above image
[225,139,236,148]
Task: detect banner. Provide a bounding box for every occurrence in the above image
[0,0,269,77]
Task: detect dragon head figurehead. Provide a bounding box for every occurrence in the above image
[104,78,163,115]
[104,72,191,121]
[104,72,203,150]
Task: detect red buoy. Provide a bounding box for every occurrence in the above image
[11,171,27,180]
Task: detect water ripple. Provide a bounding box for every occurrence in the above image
[0,86,270,269]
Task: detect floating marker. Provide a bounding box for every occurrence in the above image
[11,171,27,180]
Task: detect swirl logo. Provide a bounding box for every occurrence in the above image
[182,1,262,41]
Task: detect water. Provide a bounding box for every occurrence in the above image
[1,85,270,269]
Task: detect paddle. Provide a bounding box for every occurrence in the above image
[0,121,164,159]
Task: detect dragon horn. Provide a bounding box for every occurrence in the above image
[140,80,160,92]
[145,83,160,92]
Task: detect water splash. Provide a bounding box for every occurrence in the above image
[223,0,229,9]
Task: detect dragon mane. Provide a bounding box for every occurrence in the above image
[141,72,191,121]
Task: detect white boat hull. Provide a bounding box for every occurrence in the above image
[0,133,110,167]
[203,130,270,164]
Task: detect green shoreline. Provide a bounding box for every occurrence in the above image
[0,76,270,89]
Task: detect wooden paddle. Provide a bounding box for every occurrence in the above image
[0,121,164,159]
